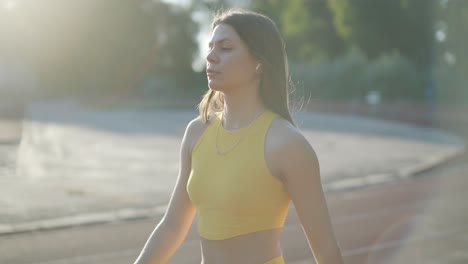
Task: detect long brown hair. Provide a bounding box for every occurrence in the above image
[198,8,295,125]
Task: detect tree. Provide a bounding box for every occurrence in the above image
[251,0,346,62]
[434,0,468,104]
[328,0,435,69]
[1,0,198,94]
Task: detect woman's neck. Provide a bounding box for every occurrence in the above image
[222,96,265,130]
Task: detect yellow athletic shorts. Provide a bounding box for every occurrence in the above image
[264,255,285,264]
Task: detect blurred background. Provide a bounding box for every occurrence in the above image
[1,1,468,264]
[0,0,466,129]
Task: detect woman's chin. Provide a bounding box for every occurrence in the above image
[207,81,223,91]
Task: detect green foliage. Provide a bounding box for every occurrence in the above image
[150,3,198,74]
[251,0,346,62]
[434,0,468,104]
[362,52,424,100]
[290,49,425,101]
[5,0,465,105]
[327,0,353,41]
[290,48,367,100]
[327,0,434,69]
[140,71,206,98]
[0,0,198,94]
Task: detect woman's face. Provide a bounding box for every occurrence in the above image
[206,23,259,92]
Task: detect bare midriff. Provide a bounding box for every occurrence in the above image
[199,227,284,264]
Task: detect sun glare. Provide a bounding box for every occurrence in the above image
[3,0,16,11]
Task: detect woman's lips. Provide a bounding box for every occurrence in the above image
[206,69,220,77]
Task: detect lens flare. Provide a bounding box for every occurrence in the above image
[3,0,16,11]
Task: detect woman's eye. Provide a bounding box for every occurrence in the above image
[206,45,231,53]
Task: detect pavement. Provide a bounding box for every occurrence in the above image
[0,100,465,236]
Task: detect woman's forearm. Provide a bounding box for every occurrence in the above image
[133,221,183,264]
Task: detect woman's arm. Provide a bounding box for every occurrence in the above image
[276,127,344,264]
[134,117,204,264]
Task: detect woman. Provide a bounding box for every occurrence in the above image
[134,8,343,264]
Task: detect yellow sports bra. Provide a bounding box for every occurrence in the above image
[187,110,291,240]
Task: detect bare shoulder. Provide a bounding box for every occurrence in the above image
[183,113,216,154]
[267,116,312,150]
[265,116,318,181]
[185,115,206,136]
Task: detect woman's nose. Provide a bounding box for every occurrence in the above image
[206,49,218,64]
